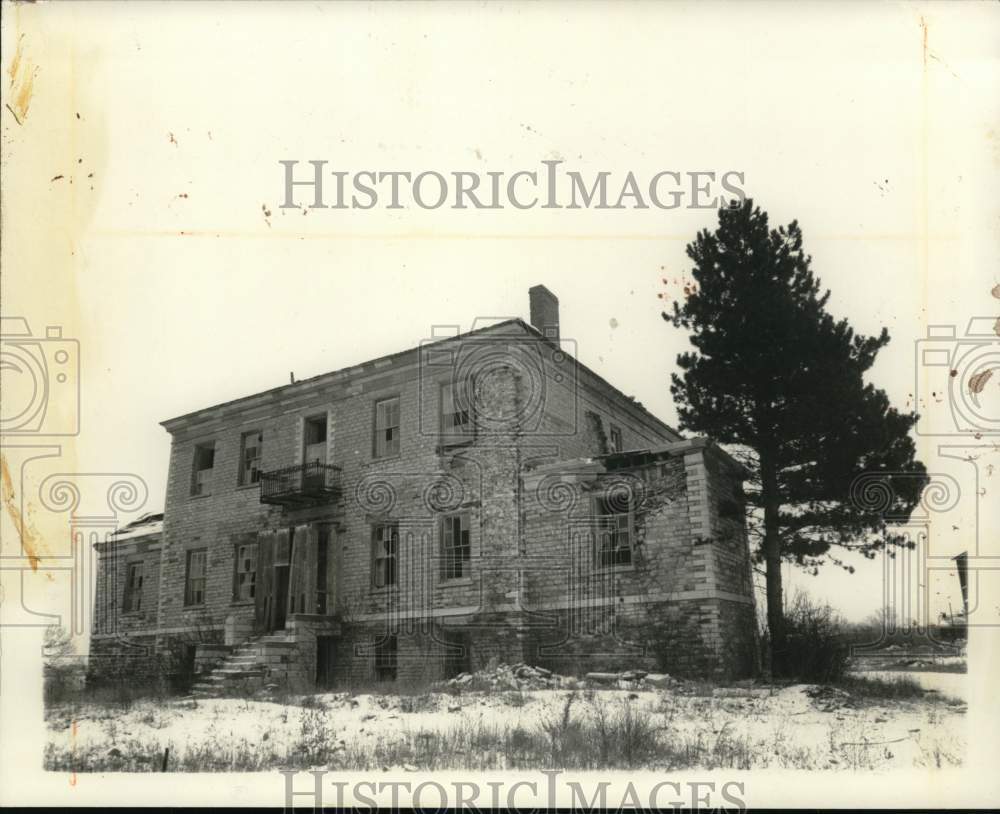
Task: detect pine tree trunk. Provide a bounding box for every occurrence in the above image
[760,456,786,675]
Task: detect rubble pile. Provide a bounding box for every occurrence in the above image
[585,670,677,690]
[445,662,570,690]
[443,664,681,692]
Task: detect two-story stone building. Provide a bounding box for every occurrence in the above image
[90,286,758,693]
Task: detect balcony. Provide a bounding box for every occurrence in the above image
[259,462,343,507]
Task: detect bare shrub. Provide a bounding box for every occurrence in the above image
[779,590,850,683]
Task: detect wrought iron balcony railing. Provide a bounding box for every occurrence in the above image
[259,462,343,507]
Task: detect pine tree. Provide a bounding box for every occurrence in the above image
[665,199,927,674]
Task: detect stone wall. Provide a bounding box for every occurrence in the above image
[98,319,755,687]
[93,535,162,639]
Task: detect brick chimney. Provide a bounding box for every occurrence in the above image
[528,285,559,341]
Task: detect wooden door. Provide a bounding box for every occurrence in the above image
[287,523,313,616]
[254,531,276,633]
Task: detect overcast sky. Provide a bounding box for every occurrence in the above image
[3,1,998,625]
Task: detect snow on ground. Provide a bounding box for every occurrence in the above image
[46,678,967,772]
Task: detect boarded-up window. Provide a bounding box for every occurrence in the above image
[373,397,400,458]
[234,542,258,601]
[374,635,398,681]
[123,562,144,613]
[191,443,215,496]
[239,431,263,485]
[441,514,471,580]
[185,548,207,606]
[372,523,398,588]
[440,380,473,435]
[594,496,633,568]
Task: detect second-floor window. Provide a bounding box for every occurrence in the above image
[373,397,400,458]
[191,443,215,496]
[303,415,327,464]
[441,513,470,580]
[594,495,633,568]
[239,430,263,485]
[233,542,258,601]
[185,548,207,606]
[440,380,473,436]
[123,562,144,613]
[371,522,398,588]
[608,424,623,454]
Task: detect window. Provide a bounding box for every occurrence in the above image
[233,542,258,601]
[440,380,473,436]
[123,562,144,613]
[441,514,471,580]
[303,415,327,464]
[191,443,215,496]
[185,548,207,606]
[594,495,633,568]
[609,424,623,454]
[239,431,263,485]
[373,397,400,458]
[374,635,398,681]
[372,522,399,588]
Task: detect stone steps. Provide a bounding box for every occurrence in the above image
[192,631,303,698]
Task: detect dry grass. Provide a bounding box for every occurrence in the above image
[44,677,965,773]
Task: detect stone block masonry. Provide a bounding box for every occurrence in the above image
[92,294,759,689]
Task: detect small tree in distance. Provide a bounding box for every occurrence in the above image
[665,199,927,675]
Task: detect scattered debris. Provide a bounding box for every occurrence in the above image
[805,685,854,712]
[444,663,572,691]
[584,672,620,685]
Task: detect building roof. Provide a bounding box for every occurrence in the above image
[111,512,164,542]
[160,317,682,441]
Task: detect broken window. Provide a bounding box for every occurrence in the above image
[185,548,207,606]
[372,522,399,589]
[239,430,263,485]
[234,542,258,601]
[440,380,473,436]
[184,548,208,605]
[441,513,471,580]
[123,562,144,613]
[373,397,400,458]
[594,495,633,568]
[608,424,623,454]
[191,443,215,496]
[374,634,398,681]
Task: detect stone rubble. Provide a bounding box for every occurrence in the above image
[441,663,680,692]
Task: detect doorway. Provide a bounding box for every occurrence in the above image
[442,630,471,678]
[316,635,336,688]
[272,565,290,631]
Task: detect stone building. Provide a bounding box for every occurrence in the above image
[89,286,757,693]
